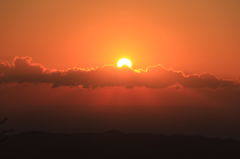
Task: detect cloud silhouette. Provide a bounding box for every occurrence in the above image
[0,56,238,88]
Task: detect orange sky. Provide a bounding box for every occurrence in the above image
[1,0,240,79]
[1,1,240,137]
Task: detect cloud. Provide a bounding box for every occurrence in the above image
[0,56,239,88]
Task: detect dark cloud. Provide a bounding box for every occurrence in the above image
[0,57,240,137]
[1,84,240,137]
[0,56,239,88]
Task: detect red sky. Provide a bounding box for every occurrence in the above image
[0,56,240,137]
[1,0,240,78]
[1,0,240,137]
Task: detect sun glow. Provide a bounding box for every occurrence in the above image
[117,58,132,68]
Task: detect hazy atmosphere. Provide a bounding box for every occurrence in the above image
[1,1,240,158]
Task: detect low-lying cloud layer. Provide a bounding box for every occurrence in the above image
[1,57,240,138]
[0,56,238,88]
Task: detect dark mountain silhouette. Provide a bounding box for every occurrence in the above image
[1,131,240,158]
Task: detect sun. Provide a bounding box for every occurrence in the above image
[117,58,132,68]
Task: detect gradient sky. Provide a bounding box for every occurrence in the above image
[1,0,240,137]
[1,0,240,78]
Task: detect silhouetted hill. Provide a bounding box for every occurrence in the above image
[1,131,240,158]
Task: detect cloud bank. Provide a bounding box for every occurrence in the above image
[0,56,238,88]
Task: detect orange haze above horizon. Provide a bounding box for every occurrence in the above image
[0,0,240,79]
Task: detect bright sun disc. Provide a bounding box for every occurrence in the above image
[117,58,132,68]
